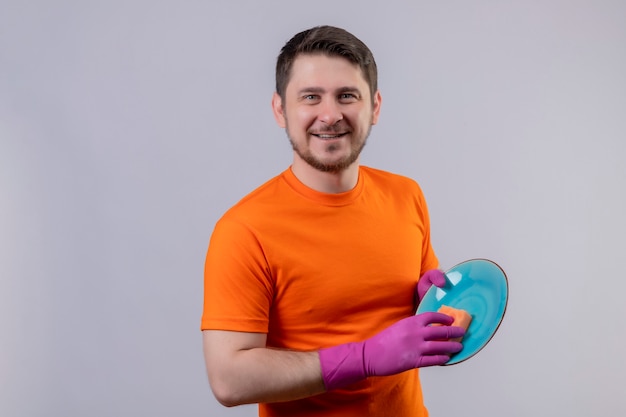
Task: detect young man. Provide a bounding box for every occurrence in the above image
[201,25,465,417]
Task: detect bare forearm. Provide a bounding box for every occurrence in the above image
[216,348,324,405]
[203,331,326,406]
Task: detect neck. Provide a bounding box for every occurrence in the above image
[290,159,360,194]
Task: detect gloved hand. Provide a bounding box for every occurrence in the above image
[319,312,465,391]
[417,269,447,303]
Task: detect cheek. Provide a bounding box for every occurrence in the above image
[355,110,374,129]
[292,108,317,130]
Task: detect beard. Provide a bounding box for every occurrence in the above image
[286,121,372,174]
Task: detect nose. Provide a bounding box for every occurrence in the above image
[317,98,343,126]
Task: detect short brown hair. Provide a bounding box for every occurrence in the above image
[275,26,378,102]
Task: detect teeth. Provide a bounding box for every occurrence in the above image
[316,134,343,139]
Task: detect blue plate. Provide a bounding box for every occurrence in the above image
[416,259,508,365]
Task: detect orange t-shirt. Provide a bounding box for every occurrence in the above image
[202,166,439,417]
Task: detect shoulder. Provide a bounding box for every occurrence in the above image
[360,166,424,194]
[359,166,431,216]
[217,169,294,227]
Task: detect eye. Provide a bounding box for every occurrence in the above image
[339,92,359,102]
[302,94,320,102]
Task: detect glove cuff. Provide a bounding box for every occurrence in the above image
[318,342,366,391]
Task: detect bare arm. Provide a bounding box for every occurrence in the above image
[202,330,326,407]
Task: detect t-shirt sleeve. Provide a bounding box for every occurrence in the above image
[414,182,439,274]
[201,216,274,332]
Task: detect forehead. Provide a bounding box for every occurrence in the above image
[286,53,368,93]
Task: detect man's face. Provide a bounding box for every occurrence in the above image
[273,54,381,173]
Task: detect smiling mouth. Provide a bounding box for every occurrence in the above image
[311,132,348,139]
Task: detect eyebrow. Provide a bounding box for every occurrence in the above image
[297,86,363,96]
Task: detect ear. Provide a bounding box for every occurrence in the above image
[371,90,382,125]
[271,92,286,128]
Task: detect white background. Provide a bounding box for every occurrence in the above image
[2,1,625,416]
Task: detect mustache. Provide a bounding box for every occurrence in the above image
[308,122,350,135]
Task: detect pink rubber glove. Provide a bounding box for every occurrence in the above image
[417,269,447,303]
[319,312,465,391]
